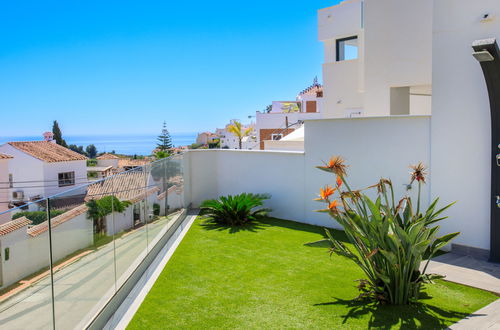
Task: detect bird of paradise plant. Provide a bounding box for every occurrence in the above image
[314,156,458,305]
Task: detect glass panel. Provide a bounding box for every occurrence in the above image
[337,36,358,61]
[0,199,55,329]
[111,167,148,289]
[50,181,116,328]
[146,156,185,248]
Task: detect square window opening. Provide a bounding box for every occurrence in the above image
[336,36,358,61]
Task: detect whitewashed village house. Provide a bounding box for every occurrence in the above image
[0,154,13,224]
[0,133,88,212]
[217,120,257,150]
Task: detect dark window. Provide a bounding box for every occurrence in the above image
[5,247,10,261]
[336,36,358,61]
[271,134,283,141]
[58,171,75,187]
[8,174,13,188]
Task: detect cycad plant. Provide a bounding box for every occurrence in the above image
[315,156,458,305]
[200,193,271,226]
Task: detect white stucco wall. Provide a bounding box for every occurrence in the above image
[0,213,93,288]
[0,144,45,202]
[431,0,500,250]
[319,0,432,118]
[0,159,10,224]
[43,160,88,197]
[363,0,432,116]
[97,158,119,168]
[186,115,432,230]
[105,205,134,236]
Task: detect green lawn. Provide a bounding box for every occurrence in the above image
[128,217,498,329]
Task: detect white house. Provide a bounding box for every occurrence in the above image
[217,120,257,150]
[195,132,218,146]
[0,133,88,208]
[255,81,324,150]
[0,153,13,224]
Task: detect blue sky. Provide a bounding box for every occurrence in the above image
[0,0,338,136]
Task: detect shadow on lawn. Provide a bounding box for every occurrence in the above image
[314,295,474,329]
[200,220,271,234]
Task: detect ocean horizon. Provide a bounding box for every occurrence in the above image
[0,133,197,156]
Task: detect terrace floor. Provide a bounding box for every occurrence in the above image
[126,217,498,329]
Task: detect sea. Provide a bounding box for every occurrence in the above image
[0,133,197,156]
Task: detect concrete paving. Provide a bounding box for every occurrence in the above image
[0,214,178,330]
[423,253,500,294]
[422,253,500,329]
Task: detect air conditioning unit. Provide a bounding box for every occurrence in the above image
[12,191,24,200]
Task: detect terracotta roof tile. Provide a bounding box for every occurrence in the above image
[27,204,88,237]
[0,153,13,159]
[97,153,119,160]
[85,171,158,202]
[0,216,32,236]
[8,141,87,163]
[118,159,150,168]
[299,83,323,96]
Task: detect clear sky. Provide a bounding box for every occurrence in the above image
[0,0,339,136]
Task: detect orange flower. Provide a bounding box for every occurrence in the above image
[336,176,343,188]
[316,155,348,177]
[328,200,339,211]
[319,185,335,200]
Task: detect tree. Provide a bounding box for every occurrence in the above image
[157,121,172,151]
[227,121,253,149]
[69,144,87,156]
[264,104,272,113]
[52,120,67,147]
[86,144,98,159]
[155,150,170,159]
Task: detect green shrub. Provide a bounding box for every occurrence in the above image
[153,203,161,216]
[86,196,131,234]
[12,210,66,225]
[200,193,271,226]
[315,156,457,305]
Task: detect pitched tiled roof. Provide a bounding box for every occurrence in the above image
[0,216,32,236]
[28,204,88,237]
[97,153,119,160]
[85,171,158,202]
[8,141,88,163]
[118,158,150,168]
[299,83,323,96]
[0,153,13,159]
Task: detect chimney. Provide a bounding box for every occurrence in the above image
[43,132,55,143]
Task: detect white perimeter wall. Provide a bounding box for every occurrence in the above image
[186,115,432,231]
[431,0,500,250]
[0,213,93,288]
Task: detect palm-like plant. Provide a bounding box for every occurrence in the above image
[226,121,253,149]
[314,156,458,305]
[200,193,271,226]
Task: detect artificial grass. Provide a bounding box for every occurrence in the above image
[128,217,498,329]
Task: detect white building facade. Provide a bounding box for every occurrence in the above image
[0,139,88,209]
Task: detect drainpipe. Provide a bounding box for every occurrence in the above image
[472,38,500,262]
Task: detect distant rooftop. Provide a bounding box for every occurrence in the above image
[7,141,88,163]
[97,153,119,160]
